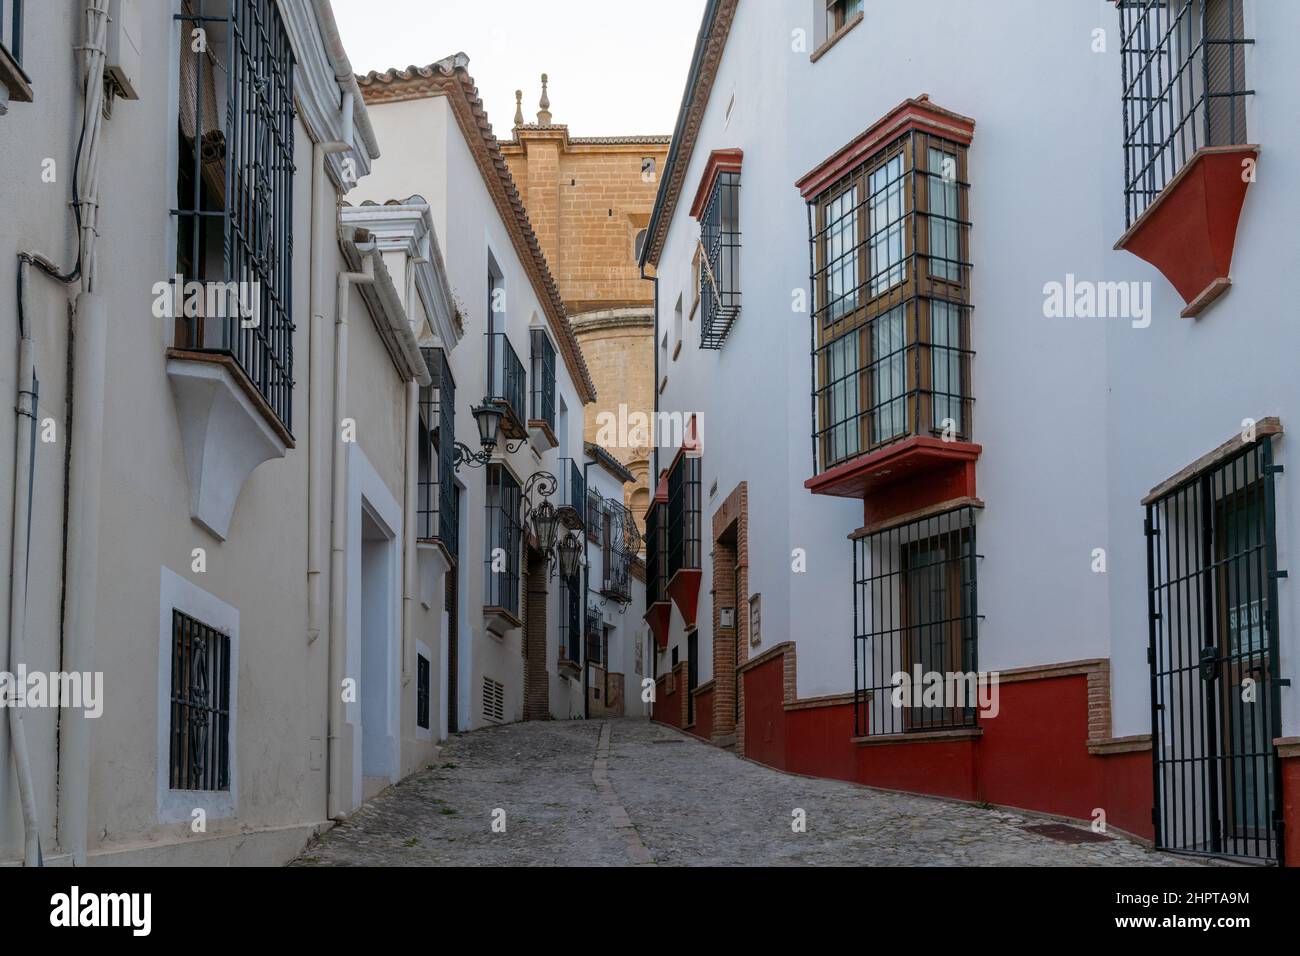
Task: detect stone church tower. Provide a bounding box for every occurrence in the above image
[501,76,668,536]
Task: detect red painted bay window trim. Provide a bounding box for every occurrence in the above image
[690,148,744,220]
[795,95,975,200]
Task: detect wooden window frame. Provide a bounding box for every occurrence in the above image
[813,131,970,469]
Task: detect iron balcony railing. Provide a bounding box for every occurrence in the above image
[700,169,741,349]
[852,505,979,738]
[174,0,297,432]
[666,454,701,581]
[1119,0,1253,227]
[484,464,522,617]
[529,328,556,431]
[559,576,581,664]
[600,499,641,605]
[807,129,973,476]
[556,457,585,529]
[417,347,458,559]
[486,331,527,436]
[1146,434,1285,864]
[644,500,667,605]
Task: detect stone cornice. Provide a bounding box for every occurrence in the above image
[340,200,462,347]
[570,307,655,335]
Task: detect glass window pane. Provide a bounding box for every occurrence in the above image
[826,186,858,322]
[868,156,905,296]
[930,300,961,433]
[927,147,960,281]
[871,304,907,441]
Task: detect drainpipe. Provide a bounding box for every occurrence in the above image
[57,289,106,868]
[582,460,593,719]
[402,380,418,683]
[327,239,376,820]
[309,123,354,648]
[8,260,43,867]
[311,84,357,824]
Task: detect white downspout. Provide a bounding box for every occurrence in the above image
[308,127,351,648]
[327,242,375,820]
[8,260,43,868]
[313,85,356,823]
[402,381,418,683]
[59,0,110,871]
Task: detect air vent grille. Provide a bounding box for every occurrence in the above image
[482,676,505,724]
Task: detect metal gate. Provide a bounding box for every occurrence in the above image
[1146,435,1286,864]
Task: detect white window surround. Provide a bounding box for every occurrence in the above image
[156,566,240,825]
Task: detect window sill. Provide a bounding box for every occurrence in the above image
[810,11,863,64]
[527,418,558,449]
[852,726,983,747]
[659,376,668,395]
[0,43,32,111]
[671,341,682,361]
[483,605,522,638]
[166,350,290,541]
[1113,144,1258,318]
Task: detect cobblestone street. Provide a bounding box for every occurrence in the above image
[291,719,1205,867]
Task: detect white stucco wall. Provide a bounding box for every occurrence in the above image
[358,88,593,728]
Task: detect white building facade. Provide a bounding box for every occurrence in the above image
[642,0,1299,866]
[355,55,642,730]
[0,1,609,869]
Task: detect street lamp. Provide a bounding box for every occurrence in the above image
[454,399,524,470]
[473,401,504,450]
[557,530,583,580]
[531,498,560,554]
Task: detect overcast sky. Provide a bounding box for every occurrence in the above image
[331,0,707,137]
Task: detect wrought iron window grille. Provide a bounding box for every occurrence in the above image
[1119,0,1253,227]
[173,0,297,431]
[169,609,232,792]
[1,0,23,65]
[416,654,431,730]
[529,328,556,430]
[559,575,581,663]
[484,464,523,616]
[699,170,741,349]
[485,331,527,436]
[852,505,981,738]
[666,454,701,580]
[418,347,458,559]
